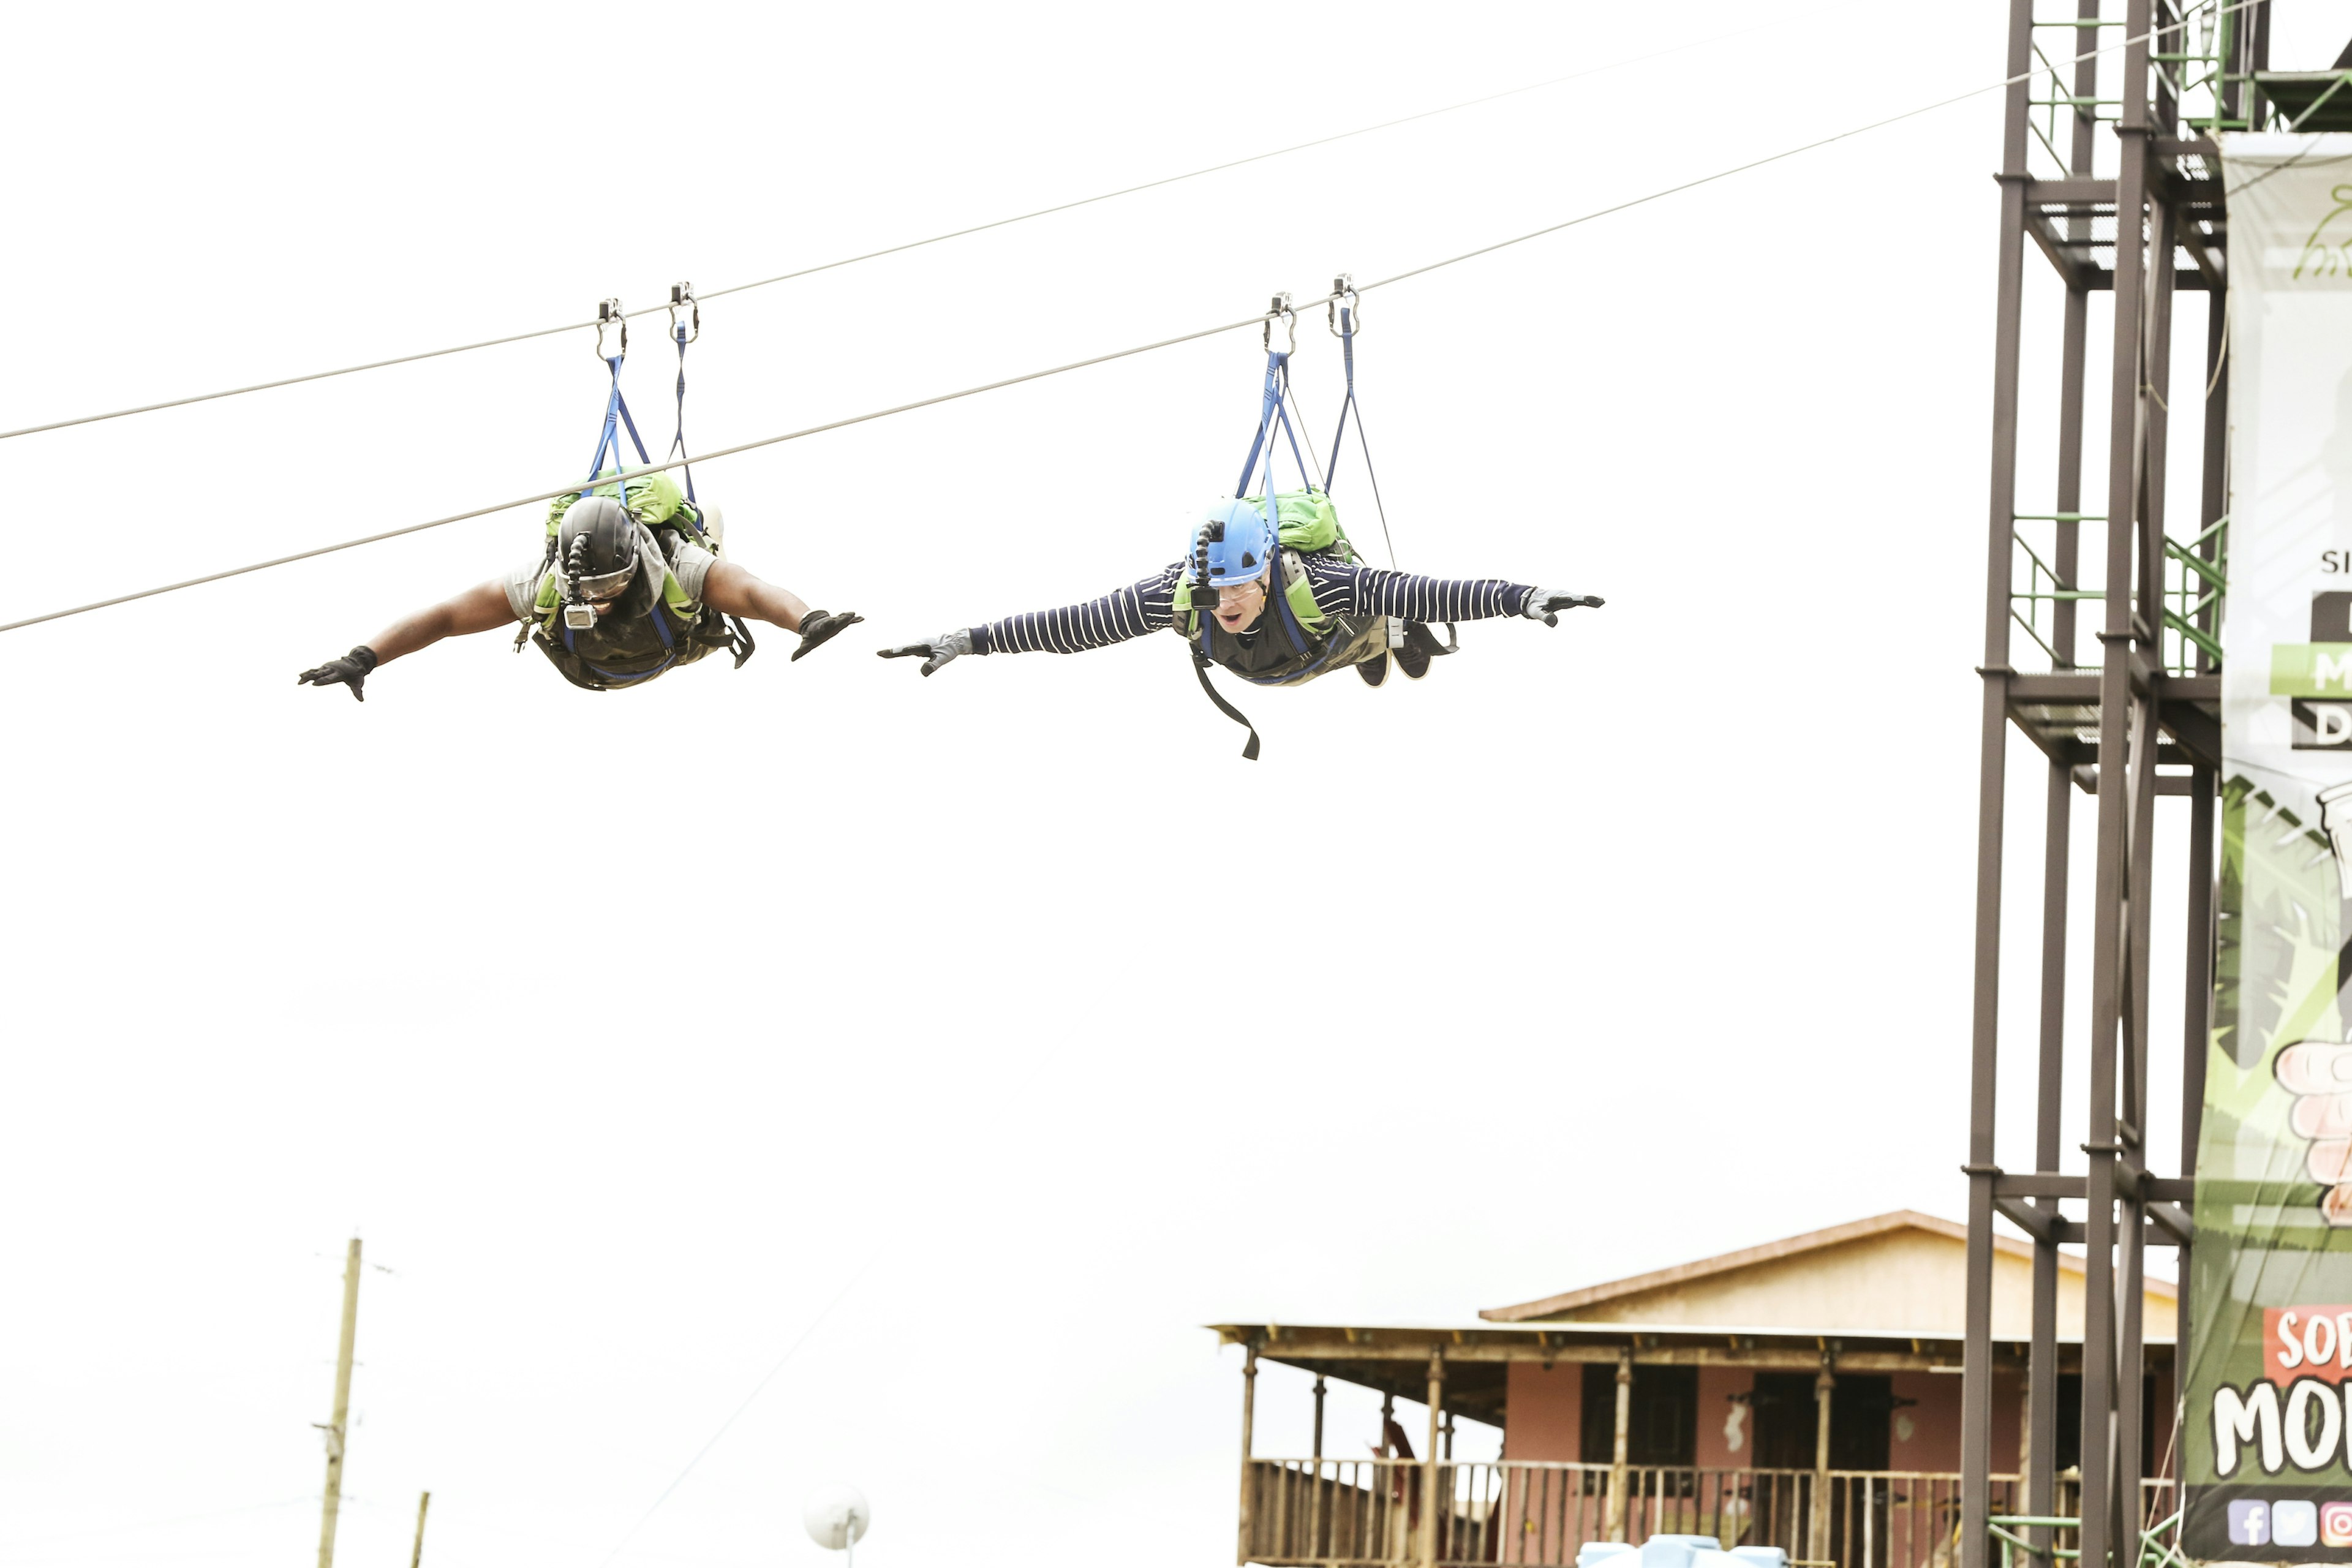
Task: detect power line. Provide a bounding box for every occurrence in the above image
[590,1261,878,1568]
[590,1038,1077,1568]
[0,3,2237,639]
[0,15,1815,448]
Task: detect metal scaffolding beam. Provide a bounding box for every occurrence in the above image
[1962,3,2255,1567]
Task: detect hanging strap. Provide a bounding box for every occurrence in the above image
[1234,350,1313,500]
[666,284,699,509]
[1191,655,1261,761]
[1320,284,1404,573]
[1324,304,1359,492]
[580,300,651,500]
[583,355,653,497]
[1234,298,1308,501]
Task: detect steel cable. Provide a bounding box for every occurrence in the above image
[0,16,1817,447]
[0,1,2248,638]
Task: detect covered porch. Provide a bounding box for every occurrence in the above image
[1210,1319,2176,1568]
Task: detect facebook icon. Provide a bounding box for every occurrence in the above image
[2230,1500,2272,1547]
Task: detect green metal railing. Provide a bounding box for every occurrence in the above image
[1988,1507,2188,1568]
[2022,0,2249,179]
[2008,514,2225,677]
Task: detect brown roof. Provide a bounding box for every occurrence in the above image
[1479,1209,2174,1323]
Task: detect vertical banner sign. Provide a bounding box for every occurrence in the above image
[2189,133,2352,1560]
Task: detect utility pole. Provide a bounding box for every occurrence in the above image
[315,1238,363,1568]
[409,1491,431,1568]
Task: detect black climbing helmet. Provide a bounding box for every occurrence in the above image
[558,495,643,607]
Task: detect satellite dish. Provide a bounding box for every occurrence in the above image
[802,1485,871,1554]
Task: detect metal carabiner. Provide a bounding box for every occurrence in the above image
[595,298,627,359]
[1262,292,1297,354]
[668,282,699,345]
[1326,273,1363,337]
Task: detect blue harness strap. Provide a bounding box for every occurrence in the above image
[1232,350,1311,501]
[582,354,654,499]
[1213,337,1318,660]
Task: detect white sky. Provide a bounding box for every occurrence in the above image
[7,3,2350,1567]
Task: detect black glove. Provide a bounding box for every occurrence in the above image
[877,628,974,677]
[297,645,380,701]
[791,608,864,662]
[1521,590,1605,628]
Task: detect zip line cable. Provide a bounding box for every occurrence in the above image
[0,314,1267,635]
[0,4,2240,640]
[0,13,1826,448]
[1351,0,2253,296]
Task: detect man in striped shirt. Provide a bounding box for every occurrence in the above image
[879,499,1598,686]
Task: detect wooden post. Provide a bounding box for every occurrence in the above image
[409,1492,431,1568]
[1443,1412,1456,1461]
[2015,1374,2033,1504]
[1606,1352,1632,1542]
[1313,1376,1327,1461]
[1422,1348,1446,1568]
[1380,1389,1399,1557]
[315,1239,362,1568]
[1238,1344,1259,1567]
[1811,1358,1836,1565]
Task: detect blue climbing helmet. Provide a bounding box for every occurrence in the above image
[1186,497,1276,590]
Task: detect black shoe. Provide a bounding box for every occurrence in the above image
[1356,651,1389,687]
[1404,620,1457,658]
[1393,641,1430,680]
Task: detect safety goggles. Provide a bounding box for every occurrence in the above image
[571,559,639,605]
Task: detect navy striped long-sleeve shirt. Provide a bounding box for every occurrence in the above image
[969,555,1532,656]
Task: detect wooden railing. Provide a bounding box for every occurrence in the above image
[1242,1461,2179,1568]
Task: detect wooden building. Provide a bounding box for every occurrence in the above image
[1210,1212,2178,1568]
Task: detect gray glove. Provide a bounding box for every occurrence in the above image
[1521,589,1605,627]
[876,627,974,677]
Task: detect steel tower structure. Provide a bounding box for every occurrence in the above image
[1962,3,2266,1568]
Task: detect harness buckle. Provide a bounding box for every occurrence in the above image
[668,282,699,345]
[595,298,627,359]
[1262,292,1296,355]
[1327,273,1362,337]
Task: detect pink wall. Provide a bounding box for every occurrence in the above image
[1505,1362,1583,1461]
[1696,1367,1754,1468]
[1889,1372,1962,1472]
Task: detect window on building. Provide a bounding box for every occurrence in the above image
[1580,1363,1698,1466]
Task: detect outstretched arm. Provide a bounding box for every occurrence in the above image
[699,561,864,660]
[1299,559,1601,625]
[880,563,1183,676]
[366,580,518,664]
[701,561,809,631]
[296,579,514,700]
